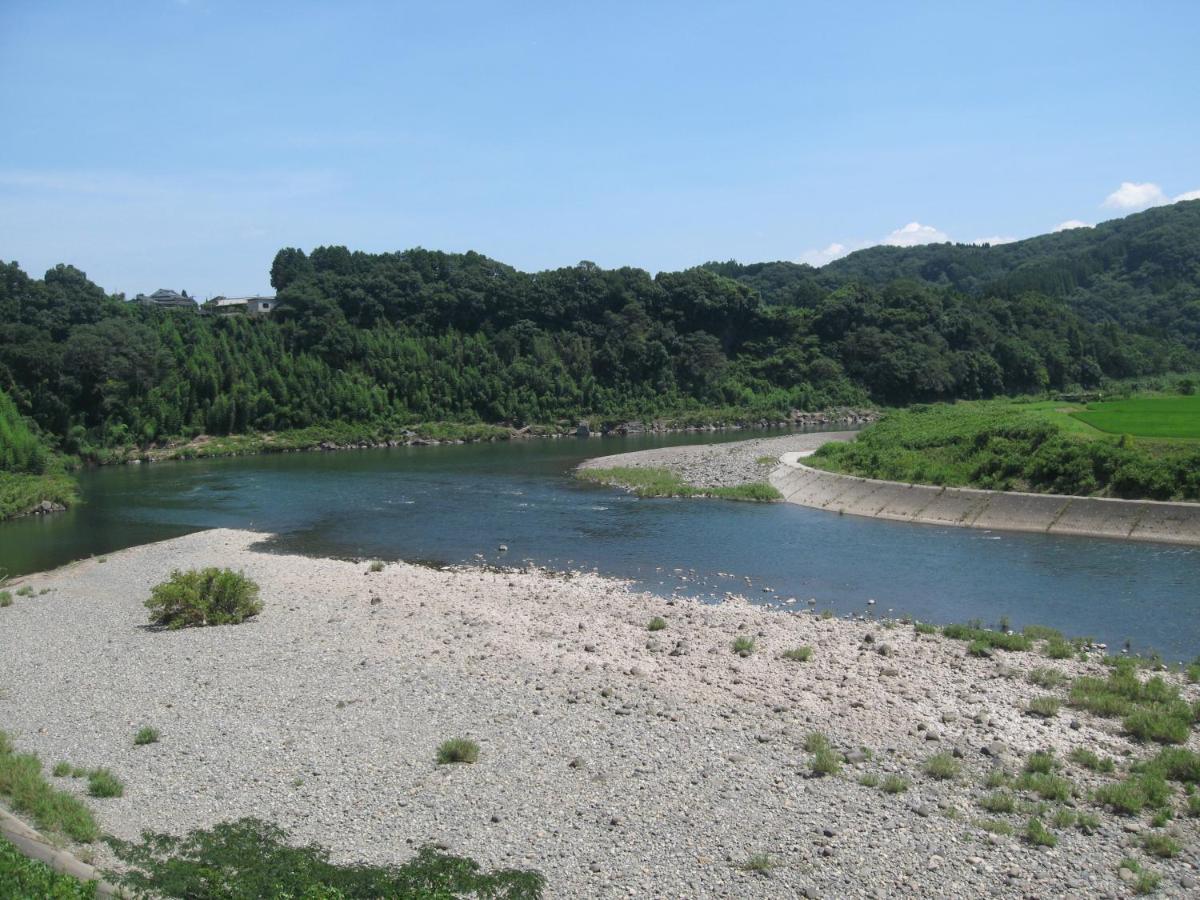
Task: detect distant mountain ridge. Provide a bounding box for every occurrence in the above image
[704,200,1200,345]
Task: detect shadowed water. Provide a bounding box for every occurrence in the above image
[2,430,1197,660]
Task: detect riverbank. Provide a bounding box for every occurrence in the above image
[0,470,78,521]
[2,530,1197,897]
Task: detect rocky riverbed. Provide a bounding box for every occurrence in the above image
[1,529,1197,898]
[578,430,857,488]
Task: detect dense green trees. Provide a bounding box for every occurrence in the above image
[0,202,1197,460]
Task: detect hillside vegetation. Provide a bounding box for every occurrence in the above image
[0,387,77,519]
[1,203,1198,466]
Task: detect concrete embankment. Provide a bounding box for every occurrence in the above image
[771,456,1200,546]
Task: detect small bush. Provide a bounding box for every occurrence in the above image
[781,646,812,662]
[1043,639,1074,660]
[1027,696,1060,718]
[1094,772,1170,815]
[134,727,160,746]
[924,753,960,780]
[857,773,880,787]
[1016,772,1073,802]
[1024,818,1056,847]
[368,560,384,573]
[1068,747,1115,773]
[1027,667,1068,688]
[1051,809,1076,829]
[15,585,34,597]
[1024,751,1057,775]
[739,852,775,873]
[914,622,937,635]
[0,591,11,608]
[804,732,831,753]
[87,768,123,798]
[1187,794,1200,817]
[732,636,755,657]
[1023,624,1064,642]
[880,775,909,794]
[1124,705,1191,744]
[975,818,1013,836]
[1119,858,1161,896]
[647,617,666,632]
[1141,832,1180,858]
[966,640,992,658]
[436,738,480,765]
[145,568,261,629]
[983,769,1011,789]
[51,761,72,777]
[1075,812,1101,834]
[810,747,841,777]
[979,791,1016,814]
[943,623,1031,651]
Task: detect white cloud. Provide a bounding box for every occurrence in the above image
[799,242,850,266]
[1174,188,1200,202]
[971,235,1017,246]
[1054,219,1092,232]
[882,221,950,247]
[1103,181,1167,210]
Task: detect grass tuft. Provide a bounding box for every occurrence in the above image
[435,738,480,765]
[647,616,666,632]
[780,646,812,662]
[86,768,123,798]
[0,732,99,842]
[1027,696,1060,718]
[1024,817,1056,847]
[732,636,755,657]
[924,753,960,780]
[134,726,160,746]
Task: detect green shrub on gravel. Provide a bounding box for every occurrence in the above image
[1119,858,1161,896]
[943,623,1032,652]
[86,768,123,798]
[804,732,831,753]
[913,622,937,635]
[0,590,11,608]
[105,817,545,899]
[1022,624,1064,642]
[0,834,97,898]
[1027,696,1060,718]
[0,731,99,842]
[1027,667,1069,688]
[1016,772,1073,802]
[1132,747,1200,784]
[979,791,1016,814]
[134,726,160,746]
[732,636,755,657]
[1141,832,1180,858]
[368,560,385,573]
[781,646,812,662]
[1043,639,1075,660]
[1094,772,1170,815]
[435,738,479,765]
[1124,705,1192,744]
[1075,812,1101,834]
[1187,658,1200,684]
[810,746,841,777]
[647,616,667,632]
[857,773,880,787]
[924,753,960,780]
[975,818,1013,836]
[52,761,72,777]
[145,567,261,629]
[1024,818,1056,847]
[880,775,909,794]
[739,852,775,873]
[1024,751,1057,775]
[1068,748,1115,773]
[1069,660,1196,744]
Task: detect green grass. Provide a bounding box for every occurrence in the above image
[880,775,909,794]
[86,768,123,798]
[576,466,782,502]
[435,738,479,765]
[1068,660,1196,745]
[1071,394,1200,439]
[1119,857,1162,896]
[975,818,1013,836]
[1023,751,1057,775]
[732,635,756,657]
[0,834,98,898]
[738,852,775,873]
[857,773,880,787]
[1094,772,1171,815]
[0,731,100,842]
[134,726,160,746]
[1068,748,1115,774]
[1141,832,1181,858]
[913,621,937,635]
[647,616,667,632]
[807,398,1200,501]
[0,590,10,608]
[105,817,545,898]
[780,646,812,662]
[1015,772,1073,802]
[942,623,1032,652]
[368,560,385,573]
[979,792,1015,814]
[923,753,960,780]
[1027,696,1060,718]
[1027,667,1069,689]
[803,732,831,753]
[810,747,841,777]
[1024,817,1056,847]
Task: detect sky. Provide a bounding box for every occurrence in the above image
[1,0,1198,299]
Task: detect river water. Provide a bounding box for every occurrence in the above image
[2,430,1197,660]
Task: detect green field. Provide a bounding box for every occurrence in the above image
[1069,395,1200,439]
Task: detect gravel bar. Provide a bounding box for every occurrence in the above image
[1,529,1197,898]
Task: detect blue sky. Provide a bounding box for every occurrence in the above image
[1,1,1198,298]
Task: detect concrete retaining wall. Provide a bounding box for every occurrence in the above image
[769,460,1200,546]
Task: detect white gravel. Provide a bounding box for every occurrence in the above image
[1,529,1198,898]
[578,431,857,488]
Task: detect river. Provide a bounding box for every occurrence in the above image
[2,430,1197,660]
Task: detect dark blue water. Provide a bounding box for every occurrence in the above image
[2,431,1197,660]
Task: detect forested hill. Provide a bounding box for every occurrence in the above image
[1,202,1198,459]
[704,200,1200,346]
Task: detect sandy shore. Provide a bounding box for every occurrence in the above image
[1,529,1197,898]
